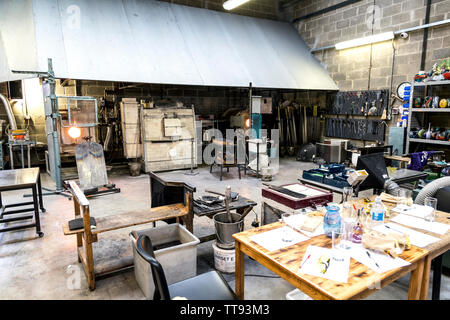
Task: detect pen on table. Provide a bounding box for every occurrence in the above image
[300,254,311,269]
[366,250,380,269]
[384,225,404,235]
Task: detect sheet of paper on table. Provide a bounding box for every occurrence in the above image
[283,184,327,197]
[284,214,325,237]
[372,222,441,248]
[391,204,433,219]
[249,226,310,252]
[298,245,350,283]
[391,214,450,235]
[341,242,410,273]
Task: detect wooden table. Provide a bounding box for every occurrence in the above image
[376,199,450,300]
[0,167,45,237]
[233,221,428,300]
[350,197,450,300]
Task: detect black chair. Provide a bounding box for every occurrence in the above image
[135,235,237,300]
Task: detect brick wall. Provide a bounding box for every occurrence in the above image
[160,0,281,20]
[288,0,450,92]
[283,0,450,147]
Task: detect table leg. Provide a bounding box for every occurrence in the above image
[27,145,31,168]
[420,256,432,300]
[432,255,443,300]
[9,145,13,169]
[21,145,24,168]
[235,241,245,300]
[408,259,424,300]
[32,185,44,237]
[37,173,45,212]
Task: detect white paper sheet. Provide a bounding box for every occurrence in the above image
[354,246,409,273]
[391,204,433,219]
[372,223,441,248]
[339,242,410,274]
[249,226,310,252]
[298,245,350,283]
[284,214,325,237]
[391,214,450,235]
[284,184,326,197]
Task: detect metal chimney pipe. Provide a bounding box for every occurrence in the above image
[0,93,17,131]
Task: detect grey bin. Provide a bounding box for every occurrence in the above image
[130,223,200,300]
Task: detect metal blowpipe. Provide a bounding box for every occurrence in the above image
[225,186,233,223]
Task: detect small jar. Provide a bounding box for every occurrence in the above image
[323,204,342,238]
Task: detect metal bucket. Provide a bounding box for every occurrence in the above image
[213,212,244,249]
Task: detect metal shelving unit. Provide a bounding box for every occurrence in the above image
[409,138,450,146]
[406,79,450,154]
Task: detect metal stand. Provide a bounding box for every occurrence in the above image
[8,140,35,169]
[12,59,67,198]
[184,138,198,176]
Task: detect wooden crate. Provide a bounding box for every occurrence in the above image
[120,100,142,159]
[141,107,196,172]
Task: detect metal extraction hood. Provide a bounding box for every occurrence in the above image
[0,0,338,90]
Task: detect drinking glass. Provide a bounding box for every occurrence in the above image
[281,212,293,242]
[331,229,341,251]
[398,188,413,206]
[343,187,353,202]
[341,217,355,250]
[424,197,437,222]
[331,228,346,261]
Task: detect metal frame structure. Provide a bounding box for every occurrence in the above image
[58,96,98,128]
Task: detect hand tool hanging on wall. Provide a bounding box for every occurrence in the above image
[330,90,390,116]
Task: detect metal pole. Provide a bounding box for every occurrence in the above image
[47,59,63,192]
[12,59,70,198]
[184,138,199,176]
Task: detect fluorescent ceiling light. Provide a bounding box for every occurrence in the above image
[335,31,395,50]
[223,0,251,10]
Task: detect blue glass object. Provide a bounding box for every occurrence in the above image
[323,204,342,238]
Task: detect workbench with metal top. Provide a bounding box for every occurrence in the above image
[0,167,45,237]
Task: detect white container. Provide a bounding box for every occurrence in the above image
[212,241,235,273]
[130,223,200,300]
[286,288,312,300]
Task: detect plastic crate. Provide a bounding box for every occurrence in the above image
[324,174,351,188]
[130,223,200,300]
[302,169,325,183]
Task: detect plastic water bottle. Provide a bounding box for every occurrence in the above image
[370,196,385,227]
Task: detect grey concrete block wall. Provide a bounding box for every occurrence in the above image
[290,0,450,92]
[284,0,450,147]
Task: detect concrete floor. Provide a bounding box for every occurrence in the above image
[0,157,448,300]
